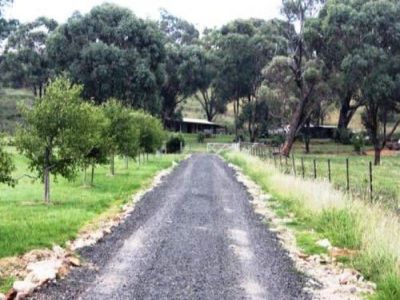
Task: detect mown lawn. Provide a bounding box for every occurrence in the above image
[0,147,181,259]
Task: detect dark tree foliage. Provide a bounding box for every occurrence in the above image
[47,4,165,113]
[2,17,58,96]
[159,9,199,45]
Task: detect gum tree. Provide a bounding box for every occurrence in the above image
[16,77,98,203]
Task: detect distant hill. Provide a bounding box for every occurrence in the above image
[0,88,34,133]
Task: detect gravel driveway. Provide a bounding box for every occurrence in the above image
[32,154,309,300]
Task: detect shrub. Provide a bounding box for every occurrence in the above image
[166,134,185,153]
[352,133,365,154]
[270,134,285,147]
[197,132,206,143]
[335,128,353,145]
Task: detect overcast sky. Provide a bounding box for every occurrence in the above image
[5,0,283,30]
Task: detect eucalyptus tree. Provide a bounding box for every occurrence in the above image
[215,18,292,140]
[47,4,165,113]
[305,0,364,130]
[16,77,99,203]
[159,12,200,124]
[178,45,227,121]
[1,17,58,96]
[340,0,400,165]
[0,0,17,41]
[266,0,325,156]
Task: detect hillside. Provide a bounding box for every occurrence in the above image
[0,88,34,133]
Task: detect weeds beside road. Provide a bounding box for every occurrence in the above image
[223,151,400,300]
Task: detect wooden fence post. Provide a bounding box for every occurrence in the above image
[292,155,296,176]
[301,157,305,178]
[313,159,317,179]
[346,158,350,191]
[328,159,331,183]
[369,161,373,202]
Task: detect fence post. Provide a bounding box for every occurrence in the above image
[273,154,277,167]
[313,159,317,179]
[328,159,331,183]
[292,155,296,176]
[279,155,282,170]
[369,161,373,202]
[301,157,305,178]
[346,158,350,192]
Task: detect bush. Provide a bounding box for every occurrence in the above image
[270,134,285,147]
[197,132,206,143]
[166,134,185,153]
[352,133,365,154]
[335,128,353,145]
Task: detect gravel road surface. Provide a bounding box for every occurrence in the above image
[32,154,309,300]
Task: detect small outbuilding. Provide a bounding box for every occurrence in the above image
[166,118,225,134]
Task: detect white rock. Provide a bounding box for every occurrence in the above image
[52,245,65,258]
[316,239,332,249]
[0,293,5,300]
[26,259,62,283]
[13,280,36,294]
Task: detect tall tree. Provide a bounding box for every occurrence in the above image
[2,17,58,96]
[47,4,165,113]
[273,0,325,156]
[305,0,363,130]
[215,19,290,140]
[341,0,400,165]
[159,12,200,123]
[178,45,227,121]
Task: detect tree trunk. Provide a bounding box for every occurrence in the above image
[125,156,129,169]
[84,166,87,185]
[233,99,238,141]
[338,94,356,129]
[91,164,95,186]
[304,119,310,154]
[281,98,306,157]
[43,147,51,203]
[374,146,382,166]
[44,168,50,204]
[110,155,115,175]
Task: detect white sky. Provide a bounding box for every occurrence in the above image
[4,0,283,31]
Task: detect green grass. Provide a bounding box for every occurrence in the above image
[0,276,14,293]
[0,147,181,259]
[223,152,400,300]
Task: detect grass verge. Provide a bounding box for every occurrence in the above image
[223,151,400,300]
[0,148,181,259]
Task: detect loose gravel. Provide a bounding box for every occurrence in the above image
[31,154,309,300]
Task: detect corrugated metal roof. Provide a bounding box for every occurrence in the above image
[182,118,218,126]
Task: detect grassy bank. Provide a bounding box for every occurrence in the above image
[223,151,400,300]
[0,148,181,259]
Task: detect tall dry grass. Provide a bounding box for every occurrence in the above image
[224,151,400,299]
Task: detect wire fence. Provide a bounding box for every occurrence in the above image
[239,143,377,203]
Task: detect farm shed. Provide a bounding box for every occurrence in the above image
[270,124,337,139]
[166,118,225,134]
[299,125,337,139]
